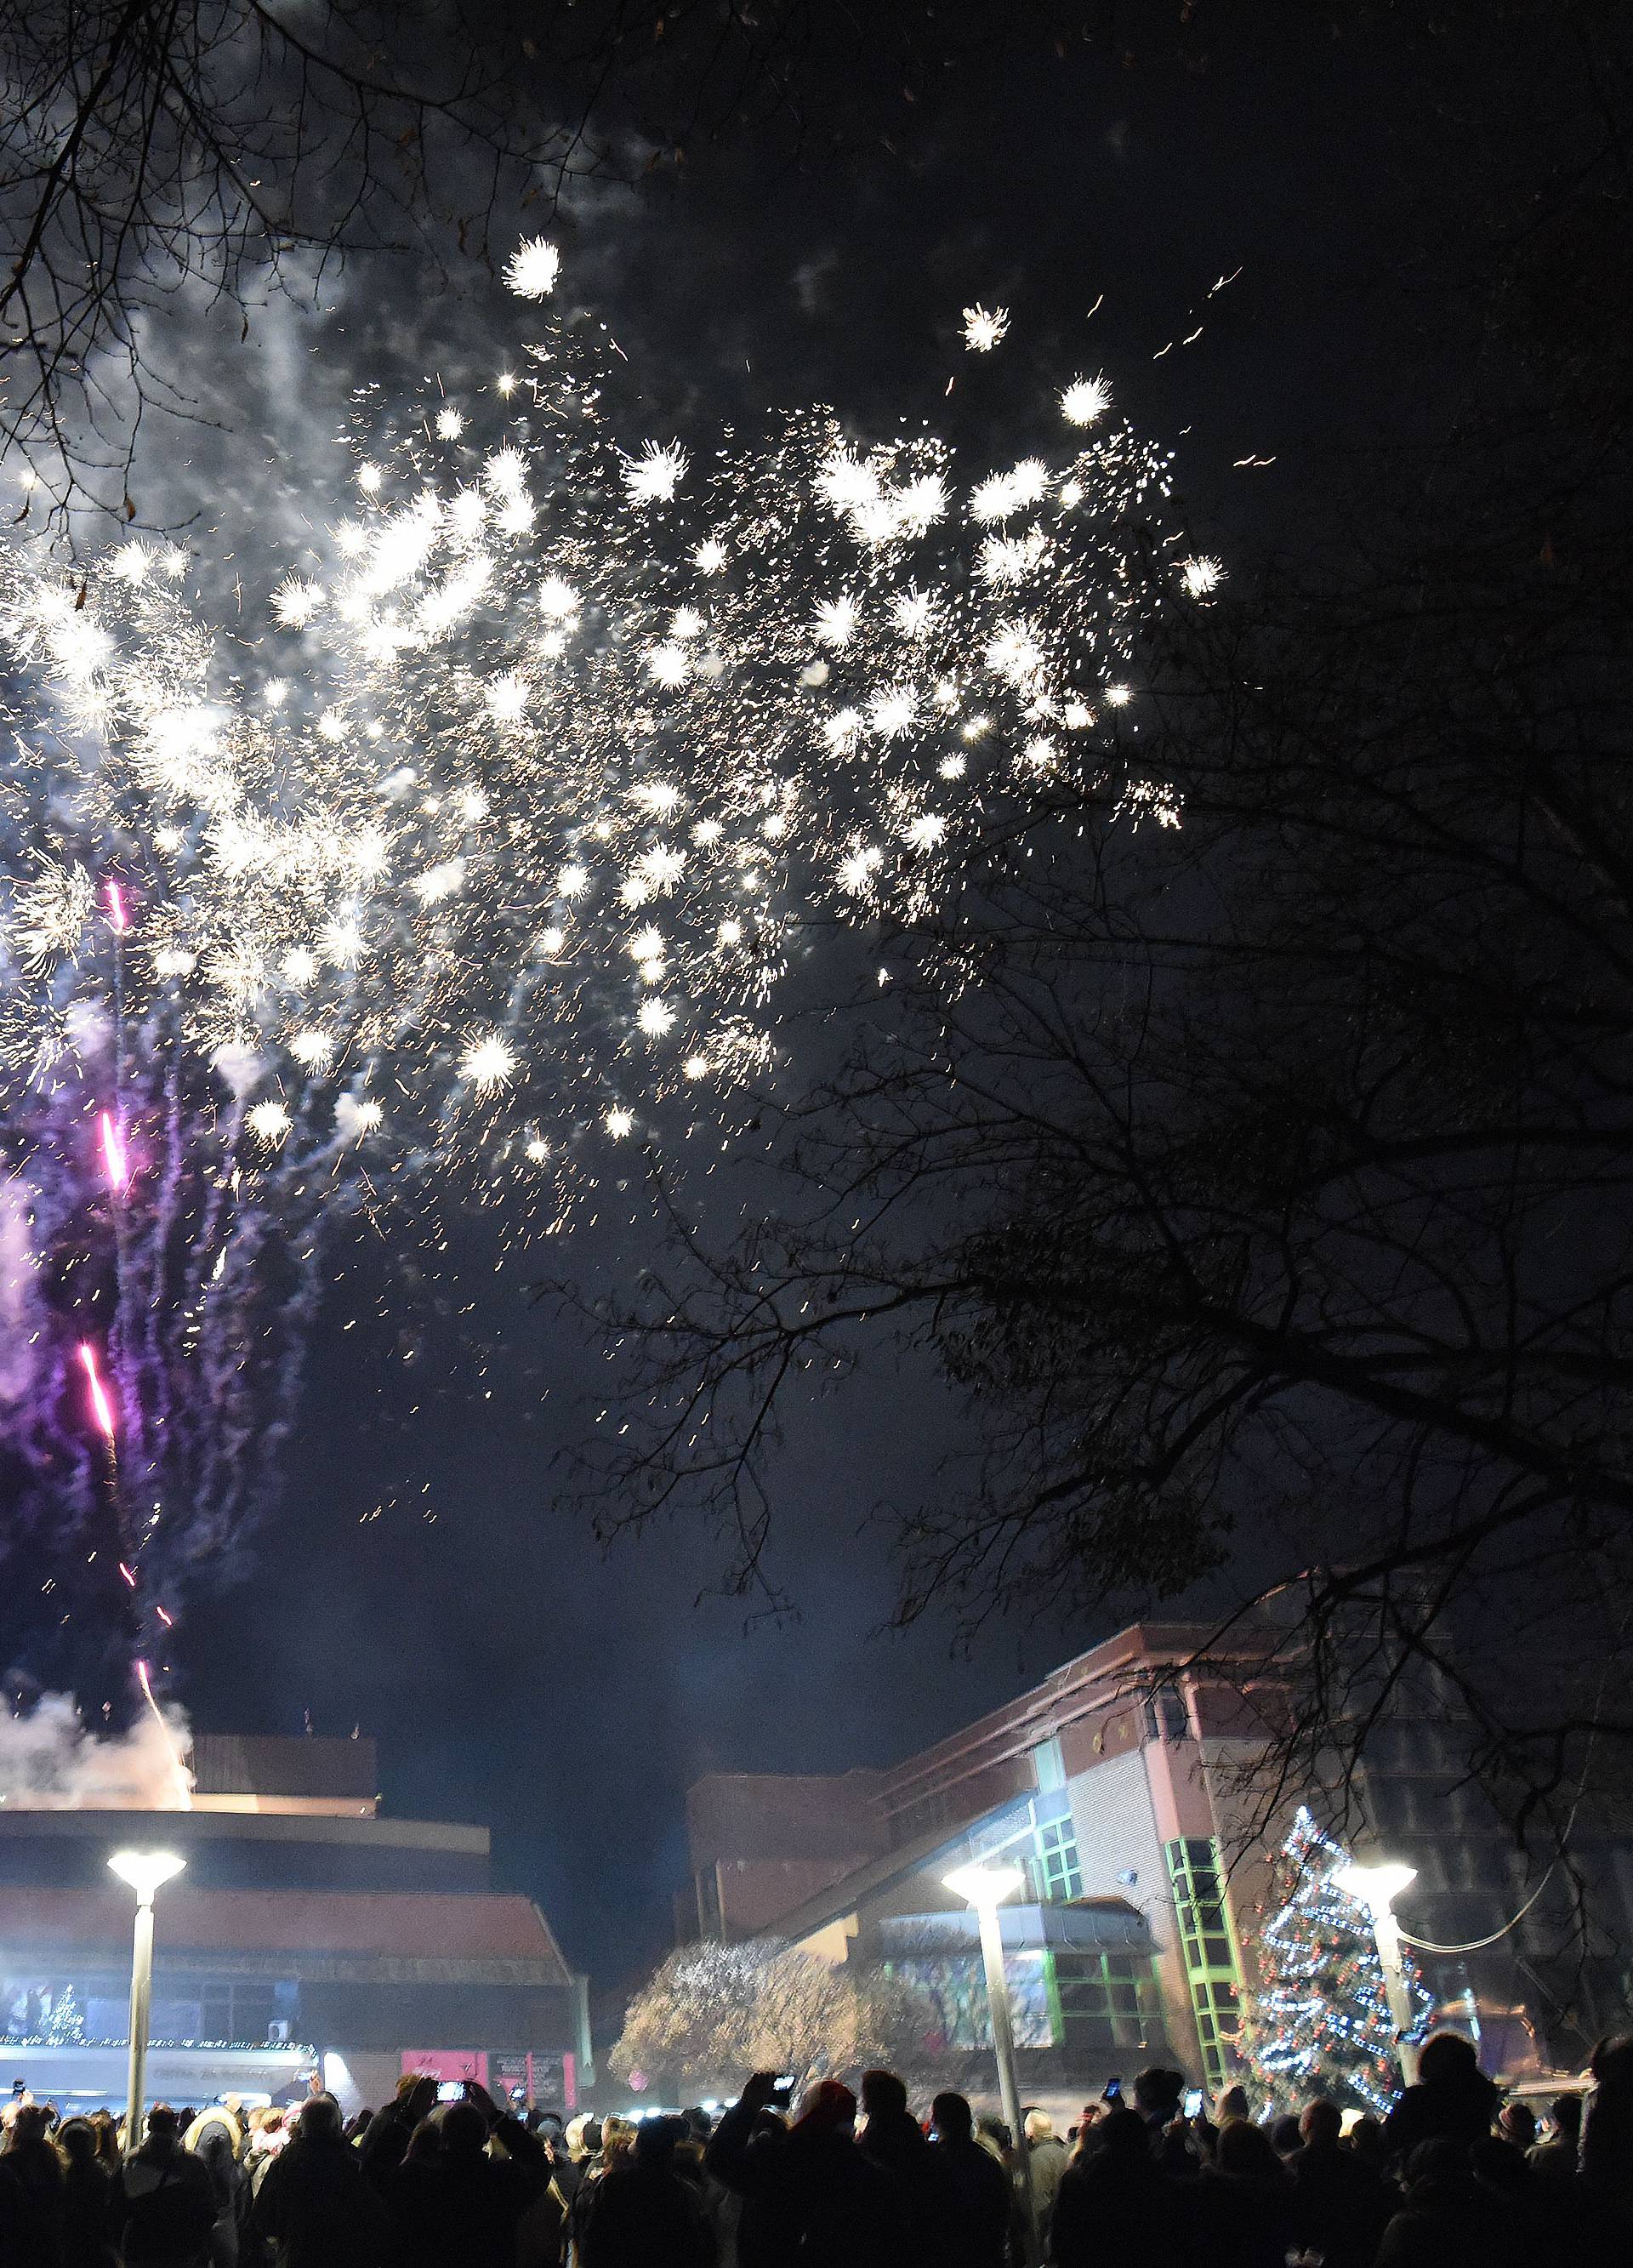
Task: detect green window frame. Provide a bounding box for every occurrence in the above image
[1048,1948,1162,2049]
[1164,1837,1244,2091]
[1036,1815,1084,1902]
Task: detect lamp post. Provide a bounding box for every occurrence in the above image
[943,1860,1038,2266]
[1333,1856,1420,2088]
[108,1849,185,2157]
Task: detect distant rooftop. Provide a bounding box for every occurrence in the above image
[189,1733,378,1815]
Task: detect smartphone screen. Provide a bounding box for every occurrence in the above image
[1184,2089,1204,2117]
[436,2082,464,2102]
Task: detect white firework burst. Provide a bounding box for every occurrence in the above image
[460,1034,516,1091]
[504,237,560,299]
[247,1100,292,1146]
[961,303,1010,352]
[622,442,688,504]
[1061,374,1112,426]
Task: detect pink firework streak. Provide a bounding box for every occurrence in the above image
[104,877,129,933]
[77,1341,117,1441]
[100,1108,131,1193]
[136,1659,194,1807]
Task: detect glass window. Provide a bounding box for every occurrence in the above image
[1037,1816,1084,1902]
[1033,1736,1067,1792]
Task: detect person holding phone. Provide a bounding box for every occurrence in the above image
[380,2079,551,2267]
[706,2071,891,2267]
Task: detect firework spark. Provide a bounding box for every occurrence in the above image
[0,240,1197,1681]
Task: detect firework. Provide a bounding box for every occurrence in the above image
[0,241,1209,1677]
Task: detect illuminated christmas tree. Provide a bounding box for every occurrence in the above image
[1238,1807,1431,2113]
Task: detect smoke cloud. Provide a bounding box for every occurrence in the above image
[0,1692,193,1809]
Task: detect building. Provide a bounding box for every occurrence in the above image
[685,1622,1280,2092]
[0,1733,592,2116]
[682,1621,1633,2092]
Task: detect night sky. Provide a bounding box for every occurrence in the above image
[54,6,1593,1986]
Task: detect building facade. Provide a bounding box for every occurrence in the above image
[685,1623,1280,2092]
[683,1621,1633,2092]
[0,1734,592,2116]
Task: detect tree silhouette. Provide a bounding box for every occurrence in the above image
[555,6,1633,1895]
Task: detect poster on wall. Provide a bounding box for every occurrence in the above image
[401,2049,488,2085]
[886,1953,1055,2052]
[3,1980,87,2044]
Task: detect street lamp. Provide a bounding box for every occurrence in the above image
[943,1860,1038,2265]
[1333,1856,1420,2088]
[108,1849,185,2156]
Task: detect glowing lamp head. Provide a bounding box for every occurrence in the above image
[942,1861,1027,1910]
[1333,1859,1418,1913]
[107,1849,185,1901]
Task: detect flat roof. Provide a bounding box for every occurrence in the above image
[0,1887,573,1984]
[0,1808,488,1855]
[191,1733,377,1800]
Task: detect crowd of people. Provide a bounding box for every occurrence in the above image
[0,2032,1629,2268]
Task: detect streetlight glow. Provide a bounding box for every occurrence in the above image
[942,1860,1026,1908]
[1333,1859,1418,1912]
[107,1849,186,1901]
[1332,1852,1420,2088]
[108,1847,185,2157]
[945,1855,1038,2263]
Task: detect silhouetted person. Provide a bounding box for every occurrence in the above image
[926,2092,1011,2268]
[1381,2034,1499,2168]
[250,2091,384,2268]
[384,2083,548,2268]
[1375,2138,1523,2268]
[196,2121,243,2267]
[578,2114,714,2268]
[1195,2116,1295,2268]
[1132,2067,1198,2180]
[1050,2105,1189,2268]
[1347,2115,1391,2177]
[707,2071,890,2268]
[1,2102,68,2267]
[1527,2093,1582,2180]
[116,2105,219,2268]
[59,2115,118,2268]
[359,2077,437,2197]
[857,2070,938,2268]
[1581,2036,1633,2207]
[1287,2098,1393,2268]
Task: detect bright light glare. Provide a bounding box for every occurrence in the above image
[942,1861,1027,1909]
[107,1849,186,1900]
[1333,1860,1418,1912]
